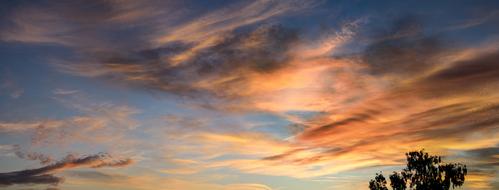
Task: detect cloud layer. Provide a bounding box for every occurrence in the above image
[0,0,498,190]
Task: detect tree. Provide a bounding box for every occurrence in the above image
[389,172,407,190]
[369,150,467,190]
[369,173,388,190]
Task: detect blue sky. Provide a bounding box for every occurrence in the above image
[0,0,498,189]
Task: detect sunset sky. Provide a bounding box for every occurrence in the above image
[0,0,498,189]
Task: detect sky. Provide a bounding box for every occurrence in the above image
[0,0,498,189]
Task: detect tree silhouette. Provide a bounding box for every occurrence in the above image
[369,173,388,190]
[369,150,467,190]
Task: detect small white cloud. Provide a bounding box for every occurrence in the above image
[53,88,79,95]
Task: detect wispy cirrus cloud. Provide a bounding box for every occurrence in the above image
[0,102,139,146]
[13,146,54,165]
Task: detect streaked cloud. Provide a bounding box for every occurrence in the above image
[0,153,133,187]
[14,147,54,165]
[0,102,139,145]
[52,88,79,95]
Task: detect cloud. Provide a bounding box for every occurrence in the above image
[446,10,499,31]
[153,0,317,45]
[156,17,499,180]
[1,1,499,188]
[14,149,54,165]
[0,97,140,147]
[452,147,499,189]
[0,0,329,112]
[0,0,169,46]
[159,129,383,178]
[54,24,302,101]
[416,50,499,97]
[361,17,444,77]
[268,19,499,179]
[52,88,79,95]
[0,153,133,187]
[463,147,499,164]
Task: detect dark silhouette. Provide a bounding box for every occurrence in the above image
[369,150,467,190]
[369,173,388,190]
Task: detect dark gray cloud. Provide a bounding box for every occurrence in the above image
[359,15,499,98]
[62,24,300,99]
[361,16,445,76]
[409,104,499,140]
[262,148,307,161]
[12,145,54,165]
[300,109,380,139]
[462,147,499,167]
[423,50,499,84]
[0,153,133,187]
[459,147,499,189]
[190,25,298,74]
[15,151,54,166]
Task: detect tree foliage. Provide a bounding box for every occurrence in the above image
[369,173,388,190]
[369,150,467,190]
